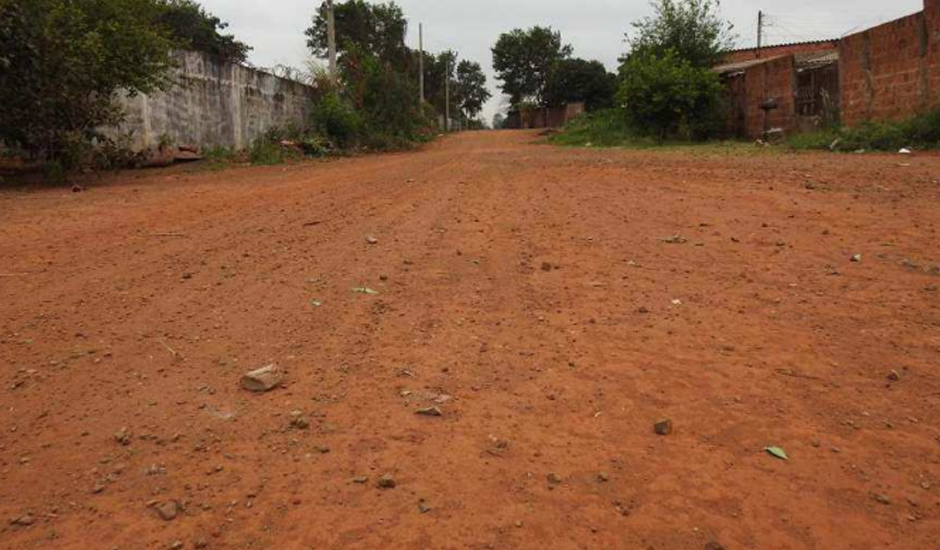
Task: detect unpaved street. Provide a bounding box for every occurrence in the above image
[1,131,939,550]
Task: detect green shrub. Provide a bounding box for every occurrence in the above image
[904,107,940,145]
[247,130,302,166]
[247,140,286,165]
[788,107,940,152]
[203,146,236,161]
[311,91,361,149]
[548,109,639,147]
[0,0,176,171]
[298,135,332,156]
[617,50,725,140]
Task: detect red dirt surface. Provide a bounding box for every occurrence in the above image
[1,131,939,550]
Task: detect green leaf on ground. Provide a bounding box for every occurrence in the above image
[764,446,789,461]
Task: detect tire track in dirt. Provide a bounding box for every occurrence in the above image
[1,132,939,550]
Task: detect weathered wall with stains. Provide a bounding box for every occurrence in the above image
[112,51,317,152]
[840,0,940,126]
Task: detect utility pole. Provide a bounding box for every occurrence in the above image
[327,0,338,85]
[757,10,764,59]
[445,59,451,132]
[418,23,425,104]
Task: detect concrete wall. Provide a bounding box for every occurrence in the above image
[112,50,318,152]
[840,0,940,125]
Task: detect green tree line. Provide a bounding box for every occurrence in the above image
[0,0,493,175]
[492,0,736,140]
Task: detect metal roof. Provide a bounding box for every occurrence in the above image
[713,50,839,76]
[796,50,840,68]
[713,55,786,75]
[724,38,840,54]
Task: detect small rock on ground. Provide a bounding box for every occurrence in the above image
[114,427,132,446]
[654,418,673,436]
[11,514,35,526]
[156,500,180,521]
[240,364,282,392]
[289,410,309,429]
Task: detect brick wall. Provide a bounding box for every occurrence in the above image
[506,103,586,129]
[927,0,940,109]
[840,1,939,125]
[725,41,840,64]
[726,56,798,139]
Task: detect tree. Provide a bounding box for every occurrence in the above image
[544,58,617,111]
[0,0,176,167]
[423,50,457,116]
[156,0,251,64]
[492,113,506,129]
[617,50,723,139]
[626,0,735,69]
[454,60,491,121]
[305,0,408,69]
[491,26,572,107]
[614,0,734,140]
[342,49,428,145]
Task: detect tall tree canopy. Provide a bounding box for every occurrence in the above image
[305,0,408,69]
[491,26,572,107]
[454,60,491,121]
[626,0,735,69]
[0,0,176,164]
[544,58,617,111]
[156,0,251,64]
[423,49,456,115]
[616,0,733,140]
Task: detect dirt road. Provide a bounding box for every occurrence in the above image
[1,131,939,550]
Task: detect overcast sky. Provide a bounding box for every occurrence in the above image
[199,0,924,122]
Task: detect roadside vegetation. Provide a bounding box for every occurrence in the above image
[550,109,773,158]
[501,0,733,146]
[0,0,491,181]
[546,0,940,153]
[787,107,940,152]
[491,26,618,119]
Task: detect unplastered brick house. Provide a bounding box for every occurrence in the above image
[715,0,940,139]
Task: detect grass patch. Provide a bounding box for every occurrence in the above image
[788,107,940,152]
[548,110,641,147]
[548,109,760,154]
[248,139,299,166]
